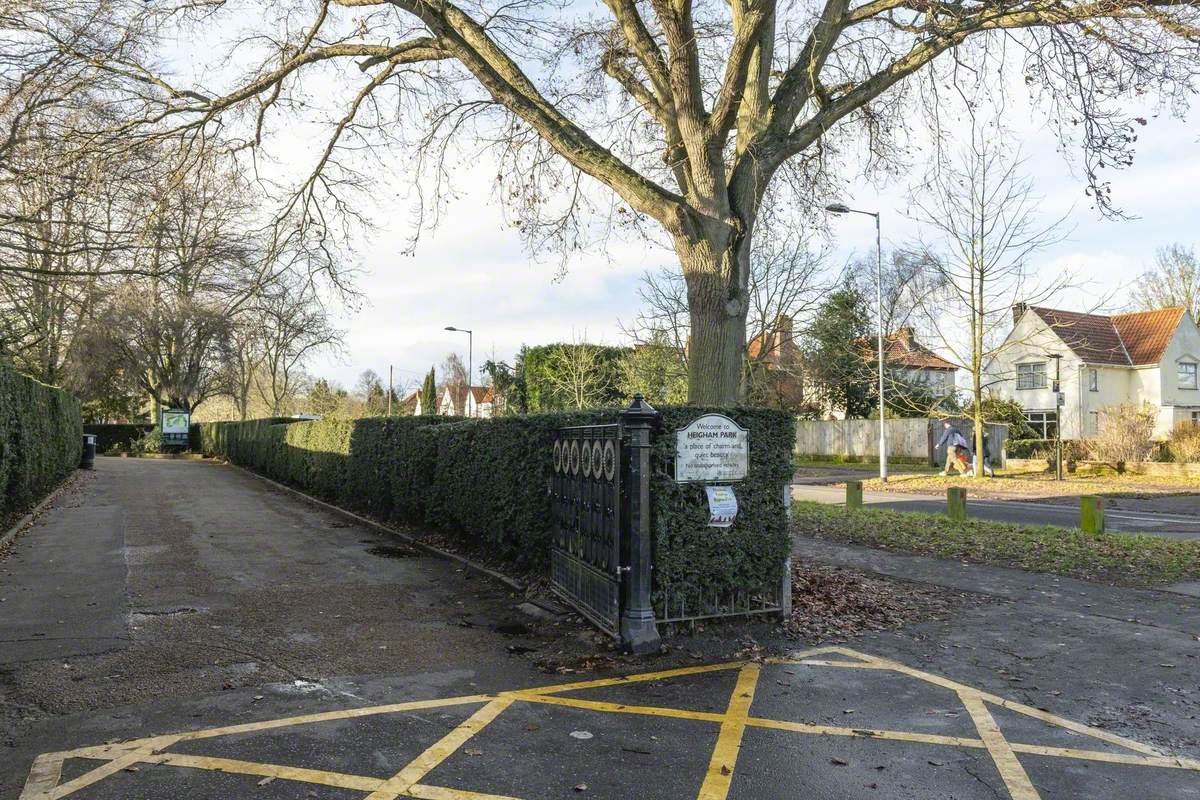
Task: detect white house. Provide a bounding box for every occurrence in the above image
[425,385,497,417]
[987,304,1200,439]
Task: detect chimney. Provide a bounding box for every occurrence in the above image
[1012,302,1029,325]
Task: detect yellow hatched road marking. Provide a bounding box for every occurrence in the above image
[833,649,1165,758]
[406,783,525,800]
[518,661,746,696]
[960,693,1041,800]
[143,753,383,791]
[365,698,514,800]
[40,746,176,800]
[23,645,1200,800]
[696,663,760,800]
[506,692,726,723]
[17,753,64,800]
[746,717,989,749]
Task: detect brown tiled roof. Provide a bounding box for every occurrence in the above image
[857,328,958,371]
[1113,307,1185,365]
[1031,306,1183,366]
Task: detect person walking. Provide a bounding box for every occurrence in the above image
[973,431,995,477]
[935,421,971,476]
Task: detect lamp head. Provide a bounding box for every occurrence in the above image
[825,203,852,214]
[444,326,458,331]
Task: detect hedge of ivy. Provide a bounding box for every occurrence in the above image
[0,365,82,521]
[196,406,794,608]
[84,423,154,453]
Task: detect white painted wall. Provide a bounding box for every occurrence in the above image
[985,310,1082,436]
[989,309,1200,439]
[1158,311,1200,436]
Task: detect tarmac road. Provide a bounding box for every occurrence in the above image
[792,483,1200,539]
[2,458,1197,800]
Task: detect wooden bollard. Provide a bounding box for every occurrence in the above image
[947,487,967,521]
[1081,495,1105,533]
[846,480,863,510]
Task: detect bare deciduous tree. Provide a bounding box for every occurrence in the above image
[543,338,615,410]
[56,0,1199,403]
[912,125,1069,473]
[1133,244,1200,320]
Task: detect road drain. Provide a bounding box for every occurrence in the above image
[366,545,418,558]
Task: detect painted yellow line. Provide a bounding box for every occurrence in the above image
[519,662,746,697]
[746,717,988,749]
[173,695,495,744]
[696,663,760,800]
[1010,743,1200,771]
[840,649,1165,758]
[18,753,64,800]
[407,783,525,800]
[960,692,1041,800]
[143,752,383,791]
[508,691,726,723]
[40,746,175,800]
[790,659,892,669]
[364,698,514,800]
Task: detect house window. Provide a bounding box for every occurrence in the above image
[1088,368,1098,392]
[1089,411,1099,434]
[1016,362,1047,390]
[1024,411,1058,438]
[1179,362,1198,390]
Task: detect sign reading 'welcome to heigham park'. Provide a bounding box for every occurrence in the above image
[675,414,749,482]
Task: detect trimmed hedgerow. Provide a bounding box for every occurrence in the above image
[197,405,794,605]
[84,424,154,454]
[0,364,82,522]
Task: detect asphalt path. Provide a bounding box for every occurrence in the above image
[2,458,1198,800]
[792,483,1200,539]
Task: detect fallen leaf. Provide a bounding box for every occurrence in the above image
[831,757,848,766]
[928,760,944,767]
[569,730,593,740]
[720,765,731,776]
[257,777,275,787]
[464,749,483,756]
[574,783,588,792]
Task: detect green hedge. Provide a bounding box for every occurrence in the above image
[84,423,154,453]
[196,406,794,607]
[0,365,82,521]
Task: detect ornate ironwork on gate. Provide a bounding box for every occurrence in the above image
[550,424,623,636]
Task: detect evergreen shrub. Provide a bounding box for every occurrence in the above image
[0,365,83,520]
[197,405,795,604]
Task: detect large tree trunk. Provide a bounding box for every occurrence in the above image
[678,228,750,405]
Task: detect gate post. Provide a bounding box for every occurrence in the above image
[619,395,662,654]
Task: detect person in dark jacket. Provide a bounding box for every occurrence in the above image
[972,431,995,477]
[935,421,971,476]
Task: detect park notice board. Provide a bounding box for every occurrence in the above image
[675,414,749,482]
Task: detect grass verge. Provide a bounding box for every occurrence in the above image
[792,500,1200,587]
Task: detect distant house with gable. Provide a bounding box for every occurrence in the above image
[986,304,1200,439]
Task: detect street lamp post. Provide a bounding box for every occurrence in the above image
[1047,353,1064,481]
[826,203,888,482]
[445,326,473,417]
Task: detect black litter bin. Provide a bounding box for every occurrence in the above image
[81,434,96,469]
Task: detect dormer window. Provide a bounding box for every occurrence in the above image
[1180,361,1198,390]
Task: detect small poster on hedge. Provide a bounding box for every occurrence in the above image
[705,485,738,528]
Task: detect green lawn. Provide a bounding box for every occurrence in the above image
[792,500,1200,587]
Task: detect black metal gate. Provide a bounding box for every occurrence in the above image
[550,424,624,636]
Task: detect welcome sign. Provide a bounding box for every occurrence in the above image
[675,414,749,482]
